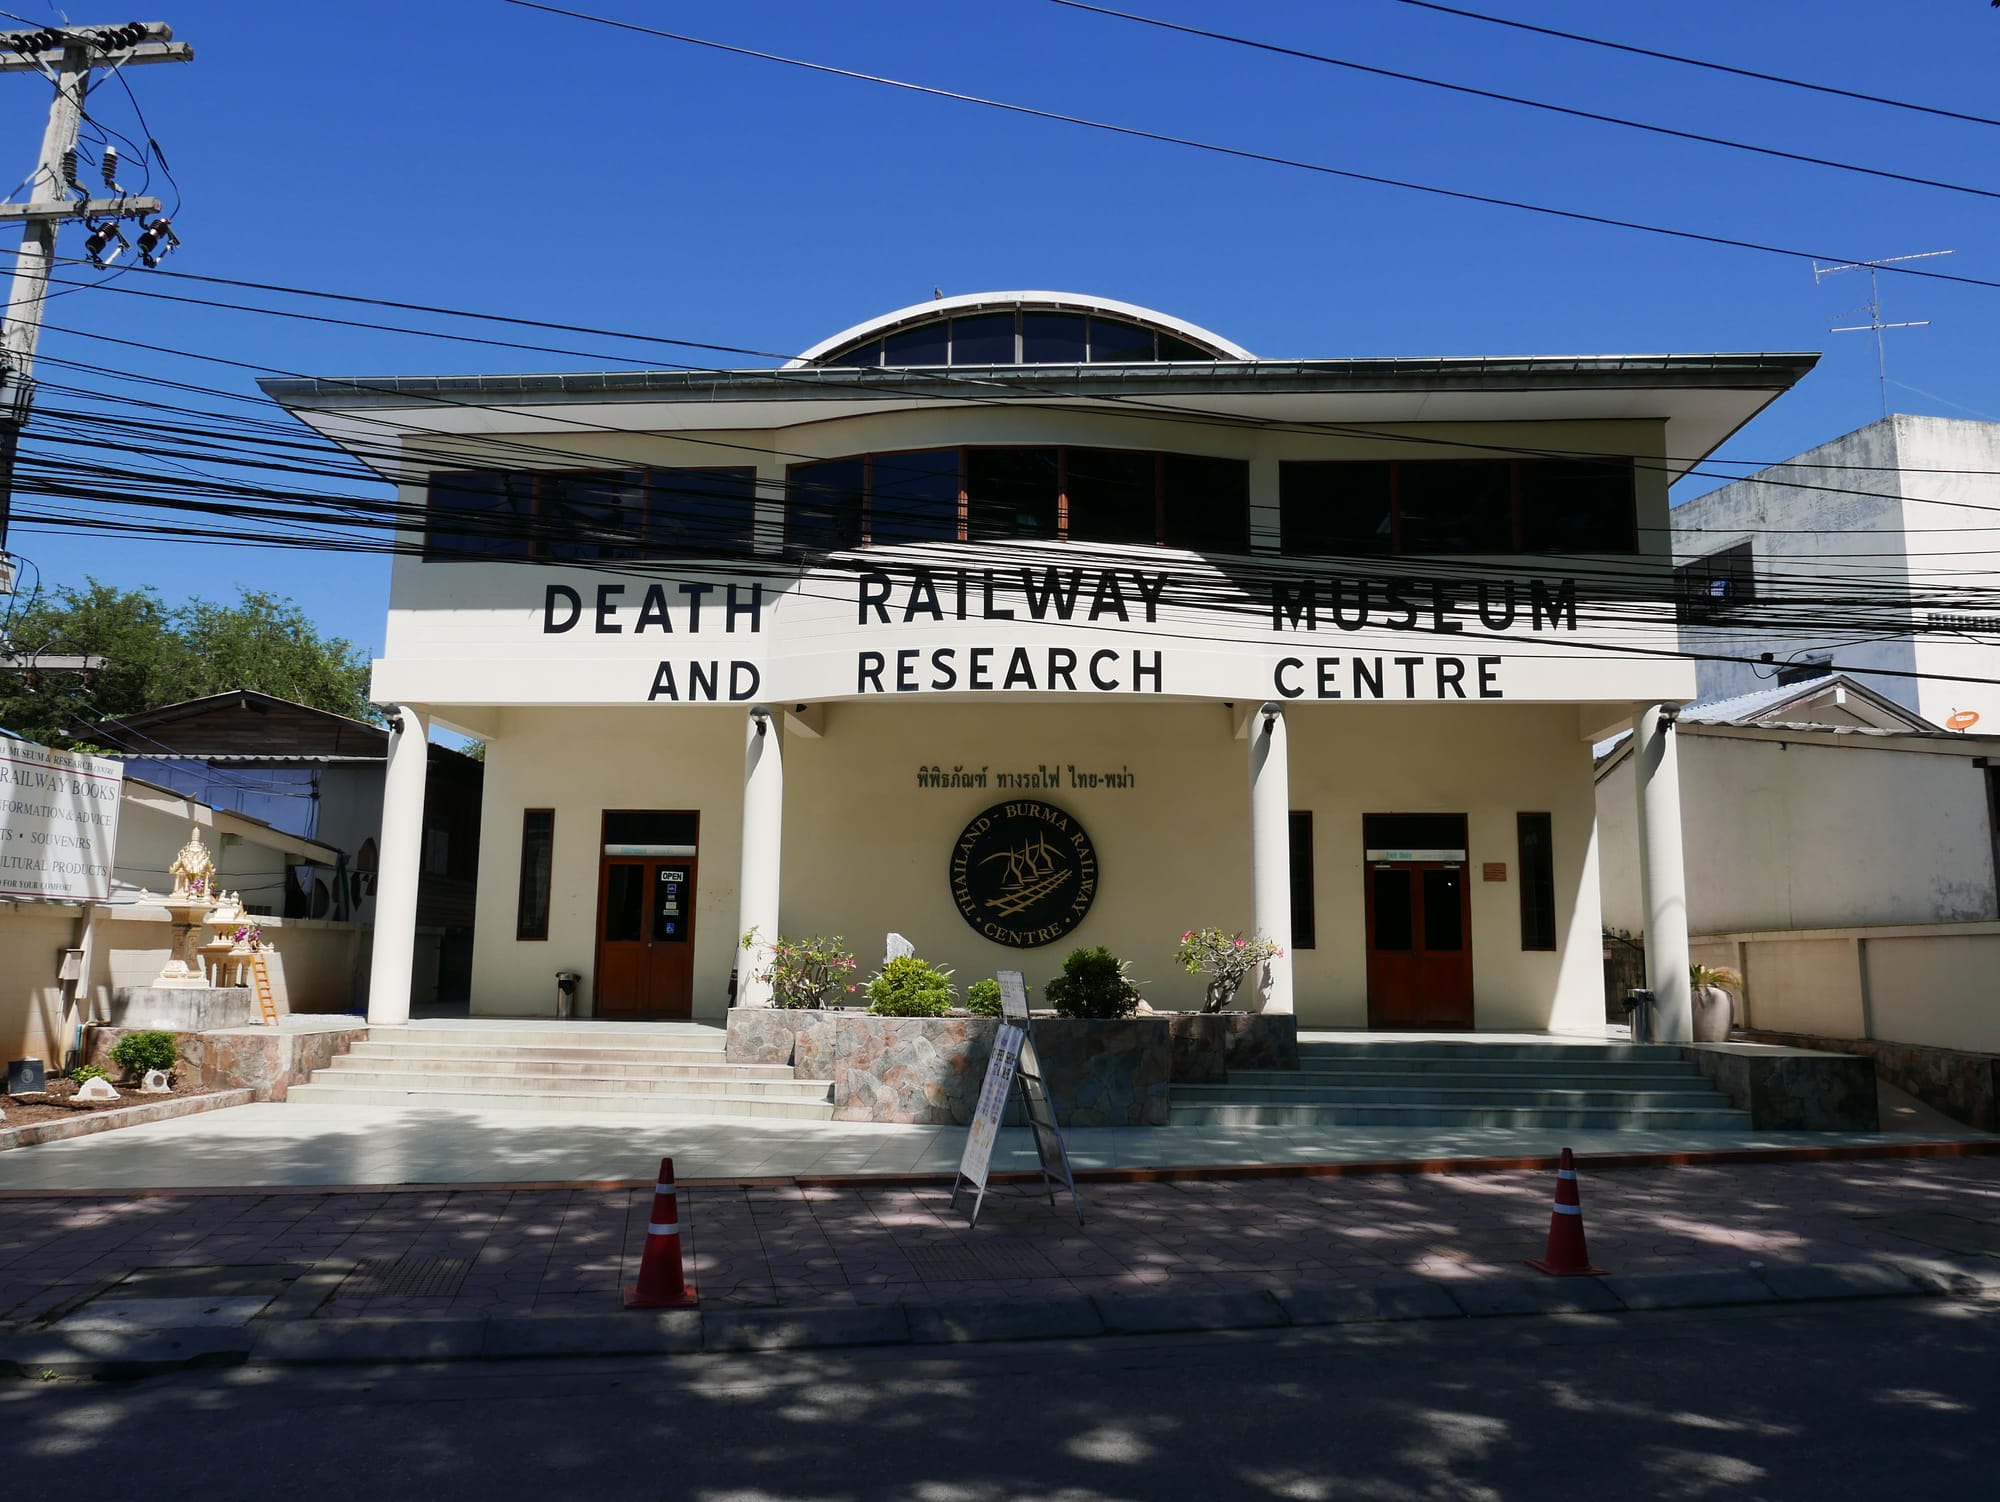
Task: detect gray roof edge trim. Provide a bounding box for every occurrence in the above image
[257,352,1821,410]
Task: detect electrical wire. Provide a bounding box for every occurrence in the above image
[499,0,2000,296]
[1046,0,2000,203]
[1383,0,2000,132]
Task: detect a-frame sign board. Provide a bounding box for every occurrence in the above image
[951,970,1084,1228]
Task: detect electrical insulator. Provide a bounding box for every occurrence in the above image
[82,220,127,267]
[100,146,117,188]
[136,216,179,268]
[60,147,80,190]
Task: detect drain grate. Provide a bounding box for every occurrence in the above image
[905,1246,987,1282]
[339,1254,471,1300]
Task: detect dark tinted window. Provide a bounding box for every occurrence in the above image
[786,458,866,551]
[1363,813,1468,856]
[952,313,1015,365]
[1164,454,1250,553]
[516,810,554,941]
[544,470,644,561]
[427,471,534,557]
[1022,311,1088,363]
[1290,811,1315,950]
[1398,461,1512,553]
[1066,448,1157,544]
[1676,541,1756,623]
[1089,318,1156,362]
[871,449,961,544]
[966,448,1060,539]
[603,811,699,848]
[1157,333,1210,361]
[603,864,642,943]
[1280,462,1393,556]
[824,339,881,368]
[1518,460,1636,553]
[1371,868,1412,951]
[1517,812,1555,950]
[1422,869,1466,951]
[648,469,757,557]
[883,322,949,366]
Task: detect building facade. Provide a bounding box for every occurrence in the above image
[1674,414,2000,730]
[265,292,1814,1040]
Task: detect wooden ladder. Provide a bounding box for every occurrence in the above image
[251,953,280,1026]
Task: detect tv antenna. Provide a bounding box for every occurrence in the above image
[1812,250,1953,418]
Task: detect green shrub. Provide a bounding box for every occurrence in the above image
[741,929,860,1008]
[111,1031,179,1077]
[964,977,1030,1016]
[1043,947,1142,1020]
[866,955,955,1017]
[69,1063,107,1084]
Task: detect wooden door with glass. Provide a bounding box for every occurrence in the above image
[593,810,699,1019]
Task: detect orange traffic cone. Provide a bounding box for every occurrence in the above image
[1526,1148,1607,1276]
[624,1156,698,1308]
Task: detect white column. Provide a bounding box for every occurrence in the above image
[737,706,784,1007]
[366,704,429,1027]
[1633,703,1693,1043]
[1247,701,1294,1015]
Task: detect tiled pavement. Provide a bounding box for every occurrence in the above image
[4,1156,1999,1327]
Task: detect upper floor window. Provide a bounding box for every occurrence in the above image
[424,467,758,561]
[819,311,1220,368]
[784,446,1249,553]
[1279,458,1638,558]
[1675,540,1756,622]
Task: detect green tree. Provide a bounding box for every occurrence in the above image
[0,581,375,746]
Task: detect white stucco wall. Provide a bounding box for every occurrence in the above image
[472,699,1603,1031]
[1598,730,1997,936]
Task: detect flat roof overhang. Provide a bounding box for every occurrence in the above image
[261,352,1819,486]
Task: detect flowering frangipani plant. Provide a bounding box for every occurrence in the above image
[1172,928,1284,1013]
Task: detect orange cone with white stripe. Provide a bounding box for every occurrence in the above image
[624,1156,698,1308]
[1526,1148,1607,1277]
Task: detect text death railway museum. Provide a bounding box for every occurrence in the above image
[266,290,1813,1035]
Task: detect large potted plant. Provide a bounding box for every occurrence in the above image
[1689,964,1743,1043]
[1173,928,1282,1013]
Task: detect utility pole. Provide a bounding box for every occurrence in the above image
[0,21,192,571]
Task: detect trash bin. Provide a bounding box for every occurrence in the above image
[1622,988,1655,1044]
[554,970,582,1019]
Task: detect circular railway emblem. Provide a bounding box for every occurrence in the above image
[949,800,1098,949]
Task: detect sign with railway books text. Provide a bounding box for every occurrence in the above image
[0,741,123,901]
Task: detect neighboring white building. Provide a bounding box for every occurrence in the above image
[1674,415,2000,731]
[1595,674,2000,1055]
[264,291,1815,1040]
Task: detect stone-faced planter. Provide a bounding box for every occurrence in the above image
[723,1009,1175,1126]
[1692,984,1736,1044]
[1166,1012,1301,1082]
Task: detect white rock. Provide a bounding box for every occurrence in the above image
[75,1076,121,1102]
[885,932,916,962]
[140,1068,172,1094]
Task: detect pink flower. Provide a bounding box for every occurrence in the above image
[1234,938,1247,948]
[1180,930,1193,942]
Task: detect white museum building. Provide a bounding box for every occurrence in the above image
[264,293,1815,1042]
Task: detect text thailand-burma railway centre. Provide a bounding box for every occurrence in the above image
[263,292,1815,1043]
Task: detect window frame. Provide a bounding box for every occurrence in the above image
[783,443,1250,554]
[1279,457,1639,558]
[516,809,555,942]
[1516,812,1556,951]
[424,465,759,562]
[1289,811,1316,950]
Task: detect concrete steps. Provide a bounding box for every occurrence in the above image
[1171,1040,1750,1130]
[287,1026,835,1120]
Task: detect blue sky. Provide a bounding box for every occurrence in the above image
[2,0,1996,663]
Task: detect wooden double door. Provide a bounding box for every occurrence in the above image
[594,811,700,1019]
[1363,814,1474,1029]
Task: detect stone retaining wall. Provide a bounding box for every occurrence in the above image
[1742,1030,1998,1131]
[726,1008,1297,1126]
[1681,1042,1879,1131]
[86,1022,367,1101]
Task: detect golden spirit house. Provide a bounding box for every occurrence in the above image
[264,294,1813,1041]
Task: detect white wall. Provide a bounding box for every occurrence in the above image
[1897,418,2000,730]
[1599,730,1997,935]
[472,699,1604,1030]
[1674,418,1913,708]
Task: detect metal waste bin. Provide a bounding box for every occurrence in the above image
[554,970,582,1019]
[1622,988,1655,1044]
